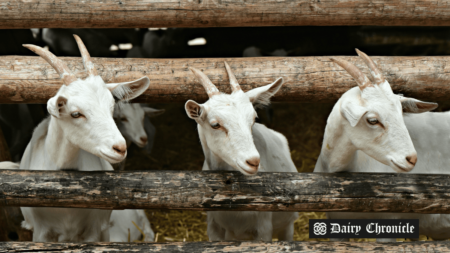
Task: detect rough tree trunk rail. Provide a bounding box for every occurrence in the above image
[1,241,450,253]
[0,170,449,213]
[2,0,450,28]
[1,55,450,104]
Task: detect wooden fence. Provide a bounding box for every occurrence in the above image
[2,0,450,252]
[2,0,450,28]
[1,170,450,214]
[1,55,450,104]
[1,170,450,251]
[2,241,450,252]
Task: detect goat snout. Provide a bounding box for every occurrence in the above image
[246,157,260,171]
[112,143,127,156]
[406,154,417,166]
[140,136,148,145]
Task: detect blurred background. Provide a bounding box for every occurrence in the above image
[2,26,450,242]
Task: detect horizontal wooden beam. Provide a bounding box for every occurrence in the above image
[2,1,450,28]
[1,241,449,252]
[1,170,450,213]
[1,56,450,104]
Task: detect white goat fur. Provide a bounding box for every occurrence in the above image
[20,115,114,242]
[0,161,19,170]
[186,64,298,241]
[114,104,164,148]
[110,209,154,242]
[202,124,298,241]
[314,52,438,242]
[314,85,422,174]
[19,39,150,242]
[113,103,164,171]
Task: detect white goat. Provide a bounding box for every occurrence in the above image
[186,63,298,241]
[114,104,164,149]
[336,113,450,241]
[113,104,164,170]
[397,112,450,240]
[110,104,162,242]
[109,209,154,242]
[19,35,149,242]
[314,50,437,242]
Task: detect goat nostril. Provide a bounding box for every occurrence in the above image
[246,157,260,169]
[140,137,148,144]
[112,144,127,155]
[406,155,417,165]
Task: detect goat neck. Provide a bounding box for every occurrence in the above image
[315,99,358,173]
[45,119,80,168]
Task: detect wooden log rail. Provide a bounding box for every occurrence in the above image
[1,56,450,104]
[1,241,450,252]
[2,0,450,28]
[1,170,450,213]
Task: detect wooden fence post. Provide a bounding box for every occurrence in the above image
[0,126,32,242]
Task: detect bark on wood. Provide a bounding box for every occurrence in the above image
[2,170,450,213]
[1,56,450,104]
[1,0,450,28]
[1,241,450,252]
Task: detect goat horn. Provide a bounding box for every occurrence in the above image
[73,34,98,77]
[224,62,241,93]
[23,44,77,85]
[355,49,385,85]
[330,57,372,90]
[189,67,220,98]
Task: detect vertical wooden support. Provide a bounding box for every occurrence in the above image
[0,126,32,241]
[0,126,11,162]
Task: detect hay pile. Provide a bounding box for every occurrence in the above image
[146,210,208,242]
[146,211,329,242]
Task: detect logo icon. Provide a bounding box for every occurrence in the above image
[313,222,327,235]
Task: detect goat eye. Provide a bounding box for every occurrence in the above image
[71,112,81,118]
[210,123,220,129]
[367,118,379,125]
[121,117,128,122]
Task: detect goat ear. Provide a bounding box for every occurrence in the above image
[106,76,150,102]
[341,100,368,127]
[246,77,283,107]
[143,107,165,118]
[400,97,438,113]
[185,100,204,120]
[47,95,68,118]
